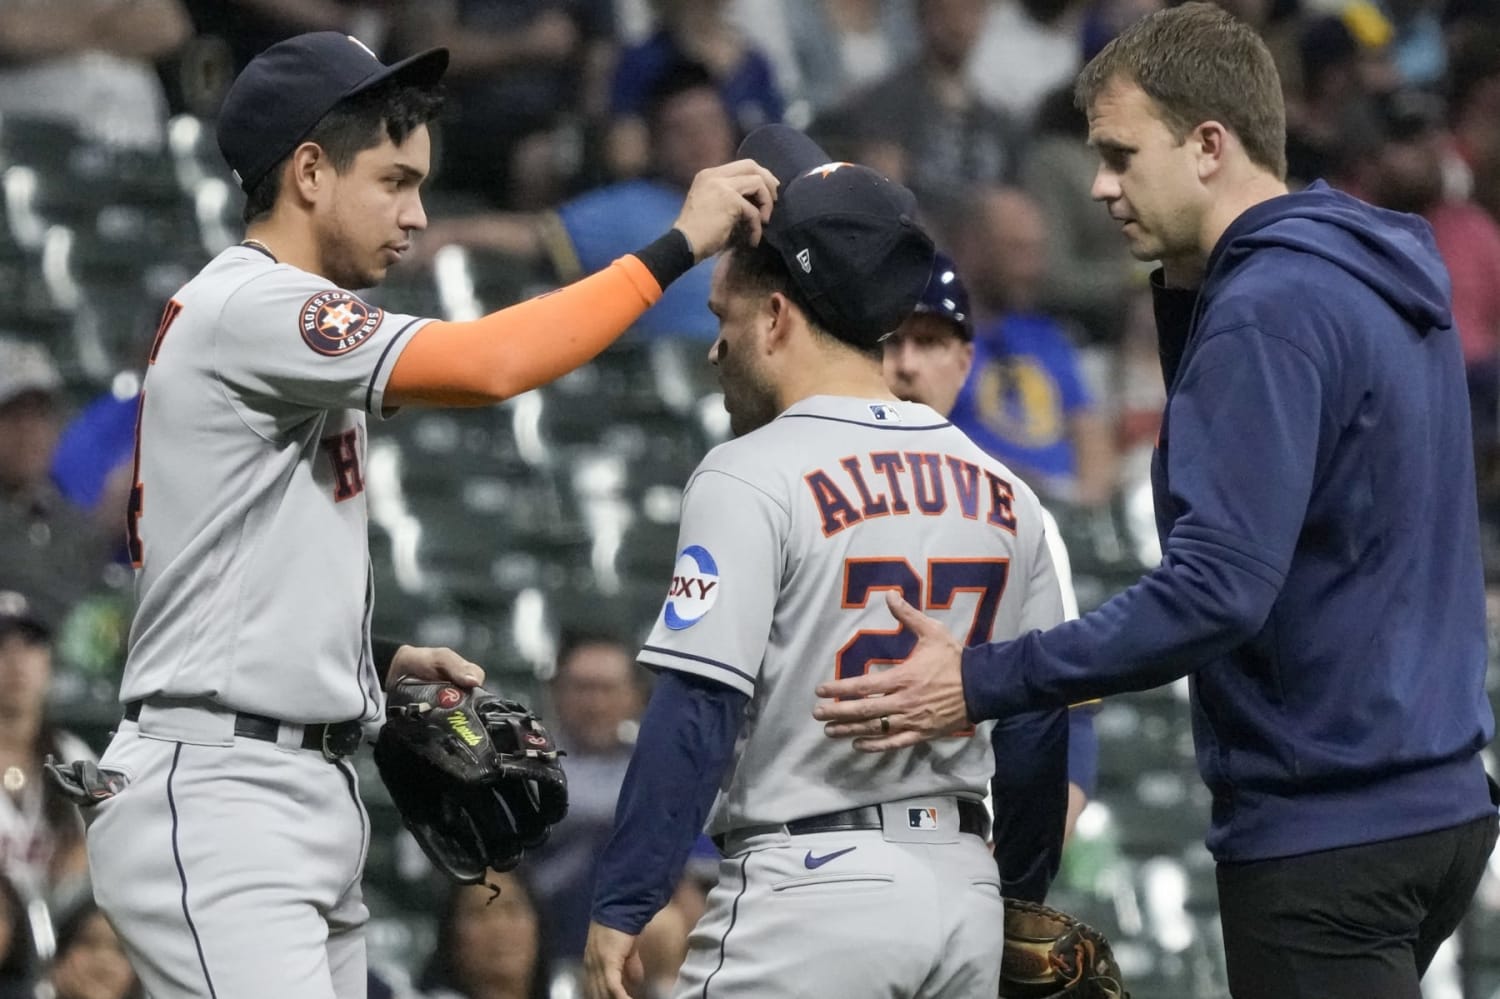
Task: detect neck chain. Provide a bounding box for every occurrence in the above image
[241,238,278,261]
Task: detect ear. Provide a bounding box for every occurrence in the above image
[1193,121,1231,181]
[764,291,796,352]
[958,341,975,379]
[287,141,330,205]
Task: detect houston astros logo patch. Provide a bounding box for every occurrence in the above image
[300,289,383,356]
[664,545,719,630]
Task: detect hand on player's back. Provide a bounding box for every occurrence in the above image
[814,591,971,750]
[673,159,779,262]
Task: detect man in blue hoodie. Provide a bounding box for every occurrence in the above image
[813,4,1499,997]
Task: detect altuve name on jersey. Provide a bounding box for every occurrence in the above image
[803,451,1018,538]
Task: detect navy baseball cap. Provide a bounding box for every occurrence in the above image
[218,32,449,192]
[737,124,935,348]
[913,251,972,340]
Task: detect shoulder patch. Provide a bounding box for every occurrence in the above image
[664,545,720,630]
[300,289,384,356]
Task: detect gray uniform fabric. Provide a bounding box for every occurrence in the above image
[90,244,433,999]
[639,394,1063,998]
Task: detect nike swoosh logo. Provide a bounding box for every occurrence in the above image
[803,846,857,869]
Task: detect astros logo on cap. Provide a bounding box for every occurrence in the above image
[300,289,384,356]
[664,545,720,630]
[807,161,853,179]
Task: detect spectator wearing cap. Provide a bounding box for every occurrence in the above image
[949,188,1118,508]
[414,63,737,341]
[0,592,96,903]
[0,340,110,631]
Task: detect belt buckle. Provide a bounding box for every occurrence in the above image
[322,722,361,762]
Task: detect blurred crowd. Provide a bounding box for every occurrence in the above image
[2,0,1500,996]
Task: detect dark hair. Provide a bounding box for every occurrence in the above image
[242,80,444,224]
[721,227,883,361]
[417,870,552,999]
[1075,2,1287,180]
[555,629,629,673]
[644,60,723,126]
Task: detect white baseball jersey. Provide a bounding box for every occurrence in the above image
[638,395,1064,835]
[121,244,434,723]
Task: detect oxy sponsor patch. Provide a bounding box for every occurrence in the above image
[300,289,383,355]
[664,545,719,630]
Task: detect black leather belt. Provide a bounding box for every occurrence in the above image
[715,798,990,852]
[123,700,362,761]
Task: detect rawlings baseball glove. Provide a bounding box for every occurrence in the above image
[999,900,1129,999]
[374,679,568,884]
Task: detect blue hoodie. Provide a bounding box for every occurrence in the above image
[963,182,1496,861]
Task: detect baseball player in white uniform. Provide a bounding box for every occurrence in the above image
[56,32,775,999]
[582,127,1066,999]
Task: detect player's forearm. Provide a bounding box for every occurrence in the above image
[591,671,746,935]
[385,232,691,405]
[962,541,1281,719]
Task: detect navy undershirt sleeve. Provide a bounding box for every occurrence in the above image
[989,707,1068,902]
[591,669,748,935]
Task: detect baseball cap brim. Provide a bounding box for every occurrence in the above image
[737,125,835,188]
[370,46,449,93]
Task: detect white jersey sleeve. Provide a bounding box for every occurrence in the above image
[637,467,790,698]
[1019,511,1067,634]
[215,259,432,417]
[1038,506,1079,621]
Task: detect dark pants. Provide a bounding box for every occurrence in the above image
[1217,808,1499,999]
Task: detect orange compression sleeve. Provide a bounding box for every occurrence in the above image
[385,254,662,406]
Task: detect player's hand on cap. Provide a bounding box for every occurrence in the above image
[583,921,645,999]
[672,158,779,263]
[385,645,486,691]
[814,591,971,750]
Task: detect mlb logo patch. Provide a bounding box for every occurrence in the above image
[869,403,901,423]
[908,807,939,830]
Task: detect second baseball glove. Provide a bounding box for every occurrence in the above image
[375,679,568,884]
[999,900,1129,998]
